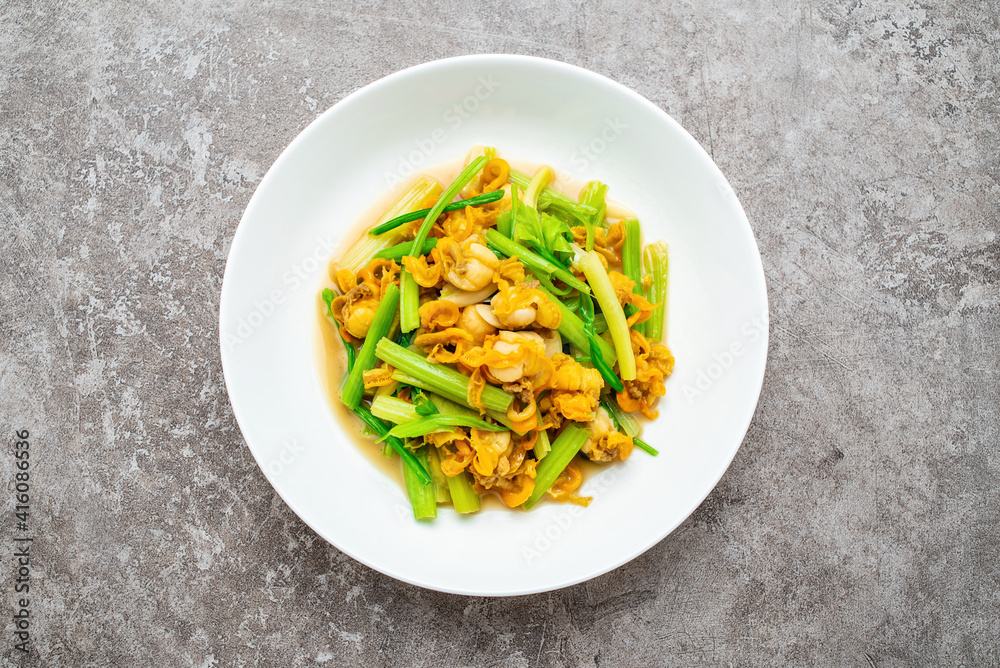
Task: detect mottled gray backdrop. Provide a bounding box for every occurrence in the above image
[1,1,998,666]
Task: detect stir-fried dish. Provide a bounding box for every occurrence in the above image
[320,147,673,519]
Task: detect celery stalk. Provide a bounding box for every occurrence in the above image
[601,399,640,438]
[508,169,597,224]
[603,398,658,455]
[578,251,636,381]
[578,181,609,249]
[399,270,421,333]
[484,229,590,294]
[408,156,488,258]
[339,176,441,274]
[621,219,645,335]
[523,166,554,210]
[375,339,513,414]
[342,284,400,408]
[404,446,437,520]
[369,190,503,237]
[322,289,356,371]
[633,437,658,456]
[370,395,420,424]
[447,471,481,514]
[497,184,517,238]
[408,376,514,430]
[425,446,452,504]
[385,415,505,440]
[592,312,609,334]
[578,291,623,392]
[643,241,669,342]
[524,424,589,509]
[428,394,480,418]
[535,428,551,460]
[374,238,437,262]
[351,403,429,483]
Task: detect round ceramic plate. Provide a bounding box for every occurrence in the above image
[220,55,768,596]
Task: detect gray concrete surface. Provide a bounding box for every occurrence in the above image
[2,0,998,665]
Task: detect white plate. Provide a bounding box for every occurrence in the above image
[220,55,768,596]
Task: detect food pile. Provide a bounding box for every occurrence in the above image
[321,148,673,519]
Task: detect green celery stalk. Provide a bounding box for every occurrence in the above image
[385,415,505,440]
[592,312,609,335]
[496,184,517,238]
[508,169,597,225]
[535,428,551,460]
[404,446,437,520]
[340,176,441,274]
[351,403,429,484]
[578,181,609,250]
[523,166,554,210]
[484,229,590,294]
[523,424,590,510]
[425,446,452,504]
[601,397,656,454]
[342,284,400,408]
[426,393,509,425]
[447,471,481,514]
[369,190,503,237]
[373,238,437,262]
[427,393,477,417]
[621,219,645,335]
[401,375,515,430]
[321,288,356,371]
[408,156,488,258]
[399,270,421,333]
[579,291,623,393]
[387,309,401,343]
[370,395,420,424]
[643,241,669,342]
[376,340,513,414]
[578,251,636,381]
[535,282,616,364]
[633,437,658,456]
[601,399,640,437]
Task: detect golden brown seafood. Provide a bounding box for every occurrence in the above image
[401,252,442,288]
[489,279,562,330]
[438,235,500,291]
[572,221,626,266]
[362,364,395,389]
[548,353,604,422]
[456,304,498,346]
[429,430,475,477]
[617,329,675,419]
[547,462,591,506]
[358,258,401,297]
[470,433,538,507]
[330,281,379,339]
[469,428,513,477]
[413,328,474,364]
[581,407,634,462]
[418,300,461,330]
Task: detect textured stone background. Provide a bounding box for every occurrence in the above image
[2,0,998,665]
